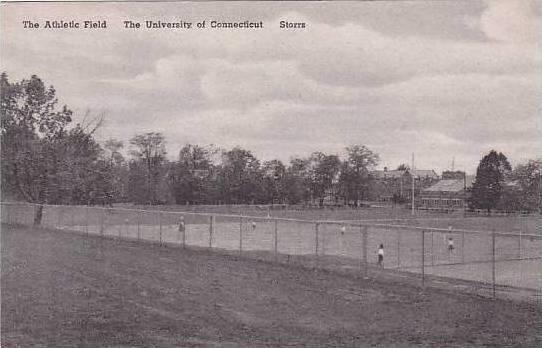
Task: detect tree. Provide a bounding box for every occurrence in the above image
[102,138,128,203]
[469,150,511,213]
[308,152,341,206]
[505,159,542,212]
[1,73,103,223]
[283,157,311,205]
[104,138,125,165]
[217,147,263,204]
[338,145,379,206]
[170,144,217,204]
[129,132,167,204]
[1,73,74,217]
[396,163,409,171]
[56,124,105,205]
[262,160,286,204]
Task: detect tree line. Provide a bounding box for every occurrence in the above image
[84,137,381,207]
[0,74,380,222]
[122,140,379,207]
[1,74,540,225]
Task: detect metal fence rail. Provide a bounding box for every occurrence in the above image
[1,202,541,301]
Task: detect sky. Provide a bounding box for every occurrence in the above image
[1,0,541,174]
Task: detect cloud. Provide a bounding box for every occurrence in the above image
[480,0,540,43]
[1,1,540,173]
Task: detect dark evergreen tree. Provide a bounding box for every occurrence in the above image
[470,150,511,213]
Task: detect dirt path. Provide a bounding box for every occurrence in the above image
[2,224,541,347]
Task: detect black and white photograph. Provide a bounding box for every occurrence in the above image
[1,1,541,347]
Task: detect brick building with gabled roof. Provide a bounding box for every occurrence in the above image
[418,172,475,210]
[369,167,439,202]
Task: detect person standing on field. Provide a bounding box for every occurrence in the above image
[447,236,455,257]
[377,244,384,267]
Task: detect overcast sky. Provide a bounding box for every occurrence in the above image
[1,1,541,174]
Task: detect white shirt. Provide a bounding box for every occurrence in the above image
[378,248,384,256]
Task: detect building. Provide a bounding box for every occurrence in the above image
[418,172,475,210]
[369,167,439,202]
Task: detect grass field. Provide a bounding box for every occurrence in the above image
[2,224,542,347]
[121,203,542,235]
[4,202,541,234]
[79,220,542,292]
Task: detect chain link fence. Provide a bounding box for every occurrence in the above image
[2,202,541,302]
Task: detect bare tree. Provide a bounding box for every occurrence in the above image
[129,132,167,204]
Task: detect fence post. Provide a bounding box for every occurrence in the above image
[421,230,425,288]
[57,206,62,230]
[85,206,89,236]
[274,219,278,262]
[461,231,465,264]
[315,223,319,268]
[431,231,435,266]
[519,224,523,259]
[13,203,18,225]
[363,226,368,277]
[397,230,401,268]
[182,217,186,249]
[209,215,214,249]
[359,225,363,271]
[492,231,496,299]
[159,212,163,245]
[32,204,37,227]
[118,215,122,239]
[71,208,75,231]
[100,208,105,237]
[239,216,243,255]
[21,203,25,225]
[137,211,141,241]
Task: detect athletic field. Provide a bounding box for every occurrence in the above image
[122,204,542,235]
[2,224,542,347]
[3,203,542,296]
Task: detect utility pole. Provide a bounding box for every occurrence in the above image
[463,170,467,218]
[538,169,541,214]
[411,153,415,215]
[400,176,403,199]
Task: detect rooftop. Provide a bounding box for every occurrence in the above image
[423,176,475,193]
[371,169,439,180]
